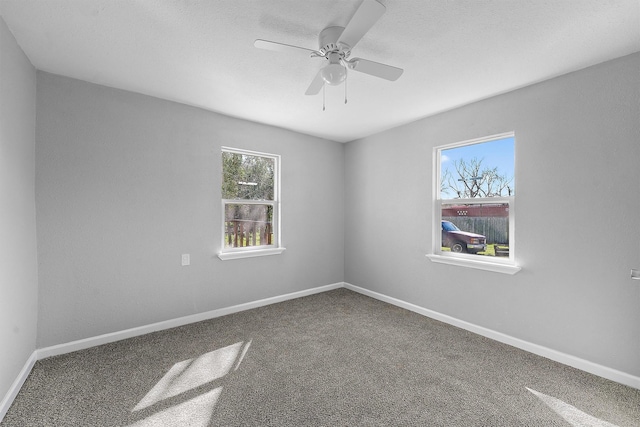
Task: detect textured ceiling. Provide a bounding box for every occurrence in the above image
[1,0,638,142]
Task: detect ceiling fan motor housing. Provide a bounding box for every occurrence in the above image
[319,26,350,57]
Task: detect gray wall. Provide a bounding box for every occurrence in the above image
[0,16,38,403]
[345,53,640,376]
[35,72,344,347]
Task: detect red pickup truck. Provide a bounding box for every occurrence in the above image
[442,220,487,254]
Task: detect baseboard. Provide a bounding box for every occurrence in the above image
[37,282,344,360]
[0,351,37,422]
[344,282,640,390]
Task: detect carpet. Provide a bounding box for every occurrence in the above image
[3,288,639,426]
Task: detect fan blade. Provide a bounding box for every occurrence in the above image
[254,39,316,56]
[305,70,325,95]
[337,0,385,50]
[348,57,403,81]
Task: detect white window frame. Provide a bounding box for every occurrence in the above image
[218,147,285,261]
[426,132,521,274]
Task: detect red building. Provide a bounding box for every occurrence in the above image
[442,204,509,218]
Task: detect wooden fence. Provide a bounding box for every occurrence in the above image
[443,216,509,244]
[225,220,272,248]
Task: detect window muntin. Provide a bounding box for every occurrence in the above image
[221,148,280,255]
[433,133,516,266]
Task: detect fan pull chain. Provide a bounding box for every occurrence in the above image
[322,84,326,111]
[344,69,348,104]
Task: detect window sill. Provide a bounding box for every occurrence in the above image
[218,247,286,261]
[426,254,521,275]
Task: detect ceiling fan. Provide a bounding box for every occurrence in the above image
[254,0,403,96]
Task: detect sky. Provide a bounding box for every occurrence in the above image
[440,135,515,199]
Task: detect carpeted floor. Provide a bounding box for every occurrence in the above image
[3,288,639,426]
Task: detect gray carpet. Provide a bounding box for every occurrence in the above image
[3,289,639,426]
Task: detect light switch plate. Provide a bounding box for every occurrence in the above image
[181,254,190,266]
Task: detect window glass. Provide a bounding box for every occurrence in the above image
[222,152,274,200]
[440,137,514,199]
[224,204,273,248]
[441,202,509,256]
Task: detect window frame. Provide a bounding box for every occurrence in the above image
[426,132,521,274]
[218,147,285,261]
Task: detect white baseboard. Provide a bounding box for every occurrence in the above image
[344,282,640,390]
[37,282,344,360]
[0,351,37,422]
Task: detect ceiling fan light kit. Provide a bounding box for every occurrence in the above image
[321,53,347,85]
[254,0,403,104]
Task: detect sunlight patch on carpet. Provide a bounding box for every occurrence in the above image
[129,387,222,427]
[133,342,245,411]
[526,387,619,427]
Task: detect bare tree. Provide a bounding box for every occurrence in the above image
[443,157,513,198]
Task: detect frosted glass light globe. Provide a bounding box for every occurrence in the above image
[321,63,346,86]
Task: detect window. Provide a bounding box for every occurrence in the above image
[218,147,284,260]
[427,133,520,274]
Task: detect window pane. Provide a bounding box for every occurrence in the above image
[224,204,274,248]
[441,203,509,257]
[440,136,514,199]
[222,152,274,200]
